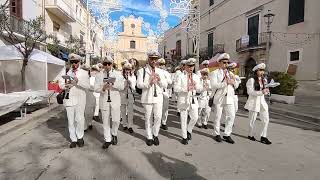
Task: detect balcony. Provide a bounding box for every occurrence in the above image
[236,33,268,52]
[45,0,76,22]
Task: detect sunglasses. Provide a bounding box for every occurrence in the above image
[187,64,195,67]
[258,69,265,72]
[70,60,79,64]
[221,61,229,64]
[103,62,112,66]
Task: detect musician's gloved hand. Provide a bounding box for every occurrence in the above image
[103,83,113,91]
[227,79,235,85]
[72,77,78,85]
[262,88,270,95]
[65,83,73,89]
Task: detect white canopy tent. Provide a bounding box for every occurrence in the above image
[0,45,66,93]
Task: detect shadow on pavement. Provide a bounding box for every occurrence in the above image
[143,151,207,180]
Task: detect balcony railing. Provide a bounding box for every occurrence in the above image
[45,0,76,22]
[236,33,268,52]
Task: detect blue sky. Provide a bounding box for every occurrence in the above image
[107,0,180,34]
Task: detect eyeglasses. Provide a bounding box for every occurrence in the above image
[70,60,79,64]
[103,62,112,66]
[187,64,195,67]
[221,61,229,64]
[258,69,265,72]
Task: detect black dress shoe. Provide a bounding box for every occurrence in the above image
[153,136,159,146]
[214,135,222,142]
[202,125,208,129]
[223,136,235,144]
[77,138,84,147]
[88,125,93,130]
[248,136,256,141]
[123,127,128,131]
[181,138,188,145]
[112,136,118,145]
[196,124,202,128]
[187,132,192,140]
[161,124,168,130]
[102,142,111,149]
[69,142,77,148]
[146,139,153,146]
[260,137,272,145]
[128,128,134,133]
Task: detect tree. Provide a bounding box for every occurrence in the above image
[47,36,61,58]
[66,35,81,54]
[0,0,50,90]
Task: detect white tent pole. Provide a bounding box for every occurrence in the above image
[45,62,48,91]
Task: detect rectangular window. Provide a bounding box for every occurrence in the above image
[10,0,22,18]
[208,33,213,58]
[290,51,300,61]
[247,14,259,47]
[176,40,181,57]
[288,0,305,25]
[53,21,60,32]
[130,40,136,49]
[80,32,84,47]
[210,0,214,6]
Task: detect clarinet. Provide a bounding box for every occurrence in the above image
[126,74,129,99]
[107,71,111,102]
[152,68,157,97]
[189,73,195,104]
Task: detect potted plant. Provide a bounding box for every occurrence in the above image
[269,72,298,104]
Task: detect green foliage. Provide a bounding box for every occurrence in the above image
[269,72,298,96]
[90,56,101,65]
[66,35,81,54]
[47,36,60,57]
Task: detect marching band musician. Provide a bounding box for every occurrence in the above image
[137,51,168,146]
[90,65,101,122]
[245,63,272,145]
[196,68,212,129]
[158,58,173,131]
[173,60,187,116]
[210,53,239,144]
[196,60,209,76]
[174,58,202,145]
[82,64,95,132]
[120,62,136,133]
[94,56,125,149]
[60,53,90,148]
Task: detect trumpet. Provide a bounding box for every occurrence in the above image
[125,73,129,99]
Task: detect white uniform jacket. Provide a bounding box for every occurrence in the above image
[162,69,173,98]
[174,72,203,110]
[244,78,268,112]
[61,68,90,107]
[210,69,240,105]
[198,78,212,108]
[137,65,168,104]
[94,69,125,110]
[120,74,136,104]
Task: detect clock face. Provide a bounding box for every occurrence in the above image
[131,24,135,29]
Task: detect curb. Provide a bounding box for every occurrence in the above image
[238,101,320,124]
[0,103,63,137]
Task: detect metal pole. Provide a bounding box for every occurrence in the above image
[265,19,271,70]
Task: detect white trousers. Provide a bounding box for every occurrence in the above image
[213,103,235,136]
[162,95,169,125]
[143,102,163,140]
[197,105,211,126]
[101,103,121,142]
[84,105,94,129]
[248,107,269,138]
[94,95,100,116]
[66,104,85,142]
[121,97,134,128]
[180,104,198,139]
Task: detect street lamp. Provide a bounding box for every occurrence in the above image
[263,10,275,69]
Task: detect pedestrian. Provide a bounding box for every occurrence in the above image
[210,53,240,144]
[174,58,202,145]
[94,56,125,149]
[196,68,212,129]
[196,60,209,76]
[120,62,136,133]
[157,58,173,131]
[60,53,90,148]
[245,63,272,145]
[136,51,168,146]
[91,65,101,122]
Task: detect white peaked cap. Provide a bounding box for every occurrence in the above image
[252,63,266,71]
[123,63,133,69]
[104,56,114,63]
[186,58,196,65]
[217,53,230,62]
[201,60,209,65]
